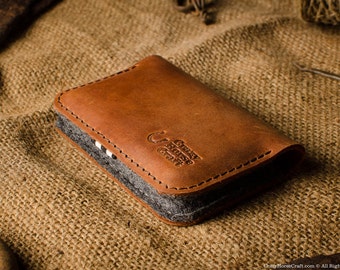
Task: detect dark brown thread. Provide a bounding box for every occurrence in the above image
[168,150,272,191]
[57,64,272,191]
[294,62,340,81]
[174,0,216,25]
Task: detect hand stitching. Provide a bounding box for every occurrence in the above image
[56,64,272,191]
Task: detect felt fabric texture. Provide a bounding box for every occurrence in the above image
[56,113,290,225]
[0,0,339,269]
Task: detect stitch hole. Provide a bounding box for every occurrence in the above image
[229,168,235,173]
[236,164,243,169]
[258,154,265,159]
[250,158,257,162]
[221,171,228,176]
[213,175,220,179]
[265,150,271,155]
[243,161,250,166]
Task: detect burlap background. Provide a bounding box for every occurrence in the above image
[0,0,339,269]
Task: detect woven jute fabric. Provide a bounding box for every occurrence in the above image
[301,0,340,25]
[0,0,339,269]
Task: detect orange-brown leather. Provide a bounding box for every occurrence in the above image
[54,55,304,195]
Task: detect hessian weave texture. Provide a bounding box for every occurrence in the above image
[0,0,339,269]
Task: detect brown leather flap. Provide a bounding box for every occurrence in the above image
[54,55,304,195]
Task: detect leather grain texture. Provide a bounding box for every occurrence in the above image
[54,55,304,196]
[54,55,304,224]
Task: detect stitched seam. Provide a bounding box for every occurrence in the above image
[173,150,271,190]
[56,65,272,191]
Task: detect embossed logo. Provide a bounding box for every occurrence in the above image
[147,131,200,167]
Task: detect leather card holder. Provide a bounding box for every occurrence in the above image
[54,55,305,226]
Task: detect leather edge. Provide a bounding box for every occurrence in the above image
[53,55,306,196]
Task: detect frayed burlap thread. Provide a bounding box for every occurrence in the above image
[301,0,340,25]
[0,1,339,269]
